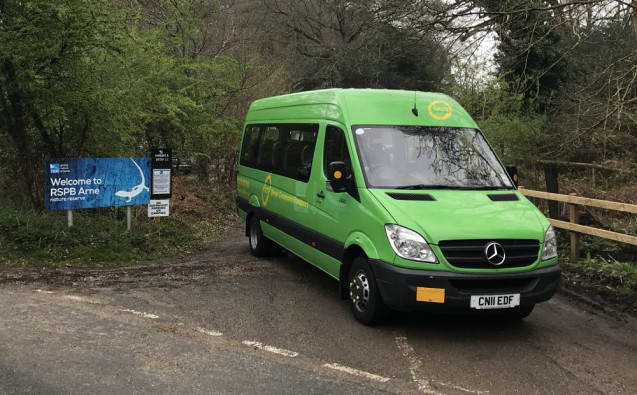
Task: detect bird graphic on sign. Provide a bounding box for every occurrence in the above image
[115,158,149,202]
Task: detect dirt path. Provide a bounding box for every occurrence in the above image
[1,220,635,320]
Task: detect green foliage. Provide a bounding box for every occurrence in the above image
[0,0,137,152]
[545,12,637,163]
[472,1,637,164]
[451,73,546,164]
[0,189,229,266]
[479,113,546,164]
[262,0,450,91]
[478,0,568,113]
[565,257,637,296]
[0,0,244,208]
[554,229,637,297]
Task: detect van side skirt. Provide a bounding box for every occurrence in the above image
[236,196,344,262]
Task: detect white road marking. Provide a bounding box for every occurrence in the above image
[438,381,490,394]
[242,341,299,357]
[195,327,223,337]
[64,295,101,304]
[120,309,159,319]
[323,363,390,383]
[394,334,439,394]
[394,334,488,395]
[35,289,53,294]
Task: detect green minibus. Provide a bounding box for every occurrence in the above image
[236,89,560,324]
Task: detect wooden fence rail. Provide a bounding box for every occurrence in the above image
[519,188,637,262]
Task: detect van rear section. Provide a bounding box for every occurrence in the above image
[236,89,561,325]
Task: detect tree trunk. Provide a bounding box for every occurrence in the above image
[2,59,43,209]
[632,0,637,40]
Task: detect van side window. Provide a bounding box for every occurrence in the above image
[324,125,351,176]
[240,123,318,183]
[240,125,261,167]
[259,126,281,171]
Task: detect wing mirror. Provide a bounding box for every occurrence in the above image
[328,161,350,192]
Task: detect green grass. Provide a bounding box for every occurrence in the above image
[0,183,234,267]
[556,231,637,297]
[563,257,637,296]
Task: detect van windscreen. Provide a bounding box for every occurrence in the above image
[352,126,514,190]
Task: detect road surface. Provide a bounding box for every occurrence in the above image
[0,222,635,394]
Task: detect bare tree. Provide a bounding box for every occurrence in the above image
[258,0,451,90]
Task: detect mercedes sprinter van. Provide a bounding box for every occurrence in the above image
[236,89,560,324]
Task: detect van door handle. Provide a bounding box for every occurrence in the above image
[316,192,325,199]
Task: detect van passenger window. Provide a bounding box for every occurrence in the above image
[239,125,261,167]
[324,126,351,176]
[239,123,318,183]
[258,126,281,171]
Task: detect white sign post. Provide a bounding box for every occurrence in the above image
[148,199,170,217]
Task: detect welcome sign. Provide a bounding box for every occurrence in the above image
[45,158,151,210]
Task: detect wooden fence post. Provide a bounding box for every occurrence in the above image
[568,193,580,262]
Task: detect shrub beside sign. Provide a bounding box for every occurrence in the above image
[45,158,151,211]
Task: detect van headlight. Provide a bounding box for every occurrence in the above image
[542,225,558,260]
[385,224,438,263]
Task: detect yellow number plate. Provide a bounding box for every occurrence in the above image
[416,287,445,303]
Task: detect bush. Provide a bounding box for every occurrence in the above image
[0,178,236,266]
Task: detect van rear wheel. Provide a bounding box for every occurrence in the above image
[248,217,274,257]
[348,257,388,325]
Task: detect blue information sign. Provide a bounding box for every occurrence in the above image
[45,158,151,211]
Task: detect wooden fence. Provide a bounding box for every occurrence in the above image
[519,188,637,262]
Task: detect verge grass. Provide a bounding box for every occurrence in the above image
[557,231,637,299]
[0,177,236,267]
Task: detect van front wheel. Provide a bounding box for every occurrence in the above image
[348,257,388,325]
[248,217,274,257]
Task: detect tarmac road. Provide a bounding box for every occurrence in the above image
[0,222,635,394]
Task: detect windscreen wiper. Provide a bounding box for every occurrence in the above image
[458,185,513,191]
[395,184,455,190]
[395,184,512,191]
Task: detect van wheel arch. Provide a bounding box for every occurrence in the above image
[347,255,388,325]
[339,245,367,299]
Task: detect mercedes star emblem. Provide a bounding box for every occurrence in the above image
[484,242,506,265]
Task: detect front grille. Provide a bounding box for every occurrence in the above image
[438,239,540,269]
[449,277,539,294]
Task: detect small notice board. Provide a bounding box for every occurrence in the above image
[150,148,172,200]
[148,199,170,217]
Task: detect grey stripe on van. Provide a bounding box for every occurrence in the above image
[236,196,344,261]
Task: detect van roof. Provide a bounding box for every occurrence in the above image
[245,89,478,129]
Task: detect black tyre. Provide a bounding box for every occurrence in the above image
[248,217,275,257]
[348,257,388,325]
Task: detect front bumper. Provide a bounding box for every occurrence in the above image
[371,260,561,312]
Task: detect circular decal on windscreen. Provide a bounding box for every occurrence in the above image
[428,100,453,120]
